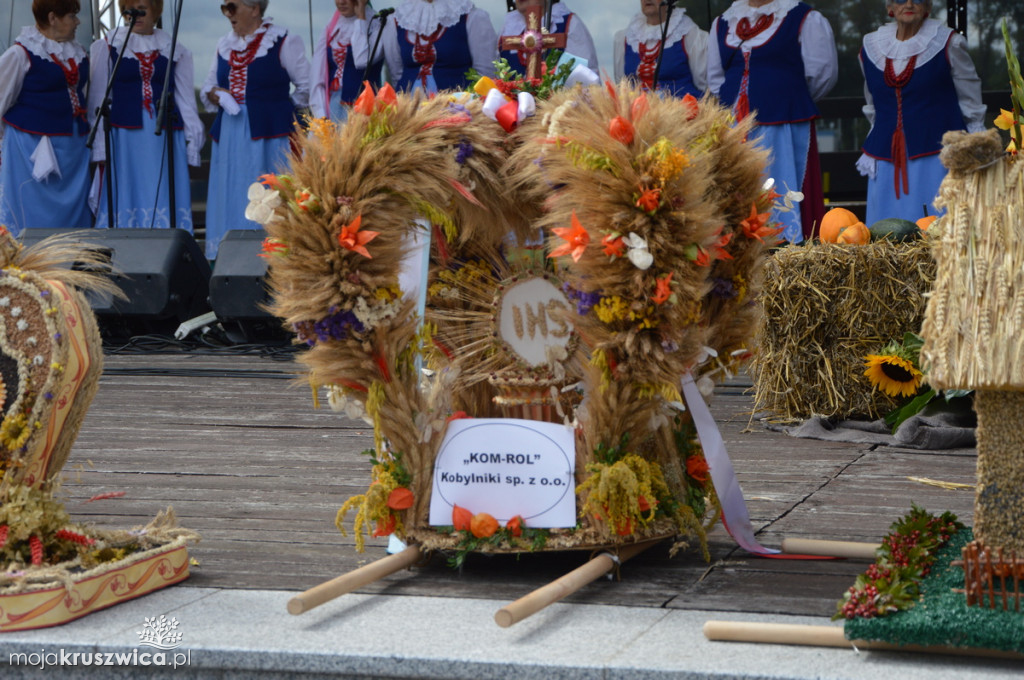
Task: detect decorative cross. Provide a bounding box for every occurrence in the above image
[498,7,567,80]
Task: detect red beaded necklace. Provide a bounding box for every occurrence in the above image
[735,13,774,41]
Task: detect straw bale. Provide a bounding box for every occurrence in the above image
[920,151,1024,390]
[751,241,935,420]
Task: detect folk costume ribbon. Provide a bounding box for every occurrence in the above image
[412,25,446,92]
[48,53,86,121]
[135,50,159,116]
[732,13,773,123]
[637,40,661,90]
[884,56,916,199]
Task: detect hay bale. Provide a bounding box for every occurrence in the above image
[751,241,935,420]
[920,154,1024,390]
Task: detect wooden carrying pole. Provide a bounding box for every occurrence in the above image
[287,545,421,615]
[703,621,1024,660]
[494,540,655,628]
[781,538,879,559]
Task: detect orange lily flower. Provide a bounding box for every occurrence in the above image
[694,247,711,267]
[740,203,782,242]
[681,93,699,121]
[609,115,635,145]
[630,92,649,122]
[635,186,661,213]
[686,455,709,483]
[601,233,625,257]
[711,229,734,260]
[376,82,398,111]
[353,81,375,116]
[337,215,379,258]
[548,211,591,262]
[652,272,673,305]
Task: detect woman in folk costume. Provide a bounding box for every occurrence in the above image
[382,0,498,94]
[201,0,311,259]
[88,0,205,231]
[499,1,599,74]
[857,0,983,225]
[310,0,384,121]
[707,0,838,243]
[614,0,707,98]
[0,0,92,235]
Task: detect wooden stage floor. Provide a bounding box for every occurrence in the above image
[60,349,977,618]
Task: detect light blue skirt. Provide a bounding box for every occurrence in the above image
[328,90,350,123]
[865,155,946,226]
[95,113,192,231]
[750,122,811,244]
[205,104,292,260]
[0,127,92,235]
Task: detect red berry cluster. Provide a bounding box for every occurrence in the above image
[840,583,883,619]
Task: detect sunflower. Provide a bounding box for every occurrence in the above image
[863,354,924,398]
[0,412,30,451]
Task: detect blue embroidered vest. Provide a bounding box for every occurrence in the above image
[3,46,89,136]
[108,46,183,130]
[860,38,964,161]
[211,33,295,142]
[499,13,571,75]
[396,14,472,92]
[328,37,384,104]
[624,37,699,98]
[716,3,817,124]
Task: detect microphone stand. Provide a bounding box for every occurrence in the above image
[651,0,676,92]
[154,0,185,231]
[367,9,392,89]
[87,11,142,230]
[544,0,553,32]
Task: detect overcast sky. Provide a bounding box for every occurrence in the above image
[1,1,690,86]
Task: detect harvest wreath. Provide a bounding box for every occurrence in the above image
[260,74,784,621]
[0,232,197,631]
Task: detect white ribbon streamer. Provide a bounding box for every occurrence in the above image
[681,371,780,555]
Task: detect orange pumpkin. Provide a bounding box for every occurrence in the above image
[836,221,870,245]
[917,215,938,231]
[819,207,860,243]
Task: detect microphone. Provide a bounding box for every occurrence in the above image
[373,7,395,20]
[122,8,147,18]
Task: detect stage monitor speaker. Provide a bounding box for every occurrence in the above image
[18,228,212,339]
[208,230,288,345]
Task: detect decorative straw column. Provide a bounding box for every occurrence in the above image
[920,130,1024,593]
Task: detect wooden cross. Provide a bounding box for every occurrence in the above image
[498,6,567,80]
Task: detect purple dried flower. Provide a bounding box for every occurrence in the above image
[562,282,602,316]
[455,138,474,165]
[710,278,738,300]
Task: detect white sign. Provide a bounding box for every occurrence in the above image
[497,276,572,367]
[429,418,576,527]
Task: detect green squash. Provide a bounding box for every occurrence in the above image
[869,218,920,242]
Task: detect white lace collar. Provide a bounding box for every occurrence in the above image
[624,10,695,50]
[722,0,799,24]
[15,25,86,62]
[395,0,474,35]
[501,2,570,35]
[329,13,363,46]
[862,18,947,69]
[217,20,287,60]
[106,27,181,62]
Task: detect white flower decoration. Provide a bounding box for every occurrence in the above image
[326,384,370,423]
[16,320,27,331]
[10,306,21,317]
[244,183,282,225]
[0,297,9,307]
[623,232,653,270]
